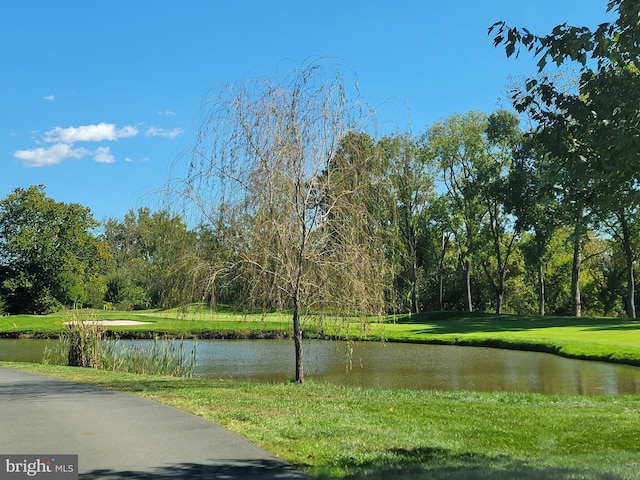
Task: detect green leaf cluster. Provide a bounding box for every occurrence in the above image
[0,186,106,313]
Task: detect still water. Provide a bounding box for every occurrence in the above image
[1,339,639,395]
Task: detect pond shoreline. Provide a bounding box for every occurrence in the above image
[0,329,293,340]
[3,328,640,369]
[3,337,640,394]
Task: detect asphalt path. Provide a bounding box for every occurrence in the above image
[0,366,311,479]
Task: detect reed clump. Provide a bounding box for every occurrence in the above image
[43,310,196,377]
[100,337,197,377]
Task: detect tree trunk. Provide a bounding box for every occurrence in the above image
[627,264,636,319]
[620,214,636,318]
[495,275,504,314]
[292,292,304,383]
[437,232,448,311]
[438,270,444,311]
[538,262,545,316]
[571,233,582,317]
[410,258,419,314]
[464,259,473,312]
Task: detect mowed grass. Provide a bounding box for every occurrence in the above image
[382,311,640,366]
[4,362,640,479]
[0,306,293,337]
[3,309,640,478]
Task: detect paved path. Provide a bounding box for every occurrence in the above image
[0,367,311,479]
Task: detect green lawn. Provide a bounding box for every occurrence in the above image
[382,311,640,366]
[0,306,293,338]
[2,309,640,478]
[4,362,640,479]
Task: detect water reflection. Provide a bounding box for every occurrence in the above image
[1,339,639,395]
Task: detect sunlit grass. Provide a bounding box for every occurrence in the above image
[3,308,640,478]
[1,306,293,338]
[381,312,640,366]
[5,362,640,479]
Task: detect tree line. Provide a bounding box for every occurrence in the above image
[0,106,636,319]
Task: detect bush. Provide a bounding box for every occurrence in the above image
[115,300,133,311]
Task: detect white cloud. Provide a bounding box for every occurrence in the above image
[13,143,87,168]
[145,126,183,139]
[158,110,175,116]
[44,122,138,143]
[15,121,145,168]
[93,146,115,164]
[43,95,55,101]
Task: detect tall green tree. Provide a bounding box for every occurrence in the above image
[423,111,523,314]
[377,133,434,313]
[0,186,104,313]
[505,139,560,316]
[491,0,640,317]
[419,194,455,310]
[103,208,193,309]
[425,111,489,312]
[479,110,523,314]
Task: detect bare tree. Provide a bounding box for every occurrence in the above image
[169,61,389,383]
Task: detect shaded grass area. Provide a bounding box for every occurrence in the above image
[4,362,640,479]
[391,311,639,338]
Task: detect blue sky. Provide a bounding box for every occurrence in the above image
[1,1,610,222]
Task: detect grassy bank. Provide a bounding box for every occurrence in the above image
[2,308,639,366]
[382,311,640,367]
[4,362,640,479]
[0,307,293,338]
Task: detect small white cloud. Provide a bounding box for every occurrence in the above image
[158,110,175,116]
[43,95,55,101]
[125,157,134,163]
[44,122,138,143]
[14,143,87,167]
[145,126,183,139]
[94,146,115,164]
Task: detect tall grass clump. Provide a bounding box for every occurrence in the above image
[43,310,197,377]
[42,310,104,368]
[67,315,104,367]
[101,337,197,377]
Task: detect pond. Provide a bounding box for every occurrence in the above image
[1,339,639,395]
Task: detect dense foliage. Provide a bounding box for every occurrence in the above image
[491,0,640,318]
[0,186,108,314]
[0,113,635,318]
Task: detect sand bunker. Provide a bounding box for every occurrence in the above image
[64,320,152,326]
